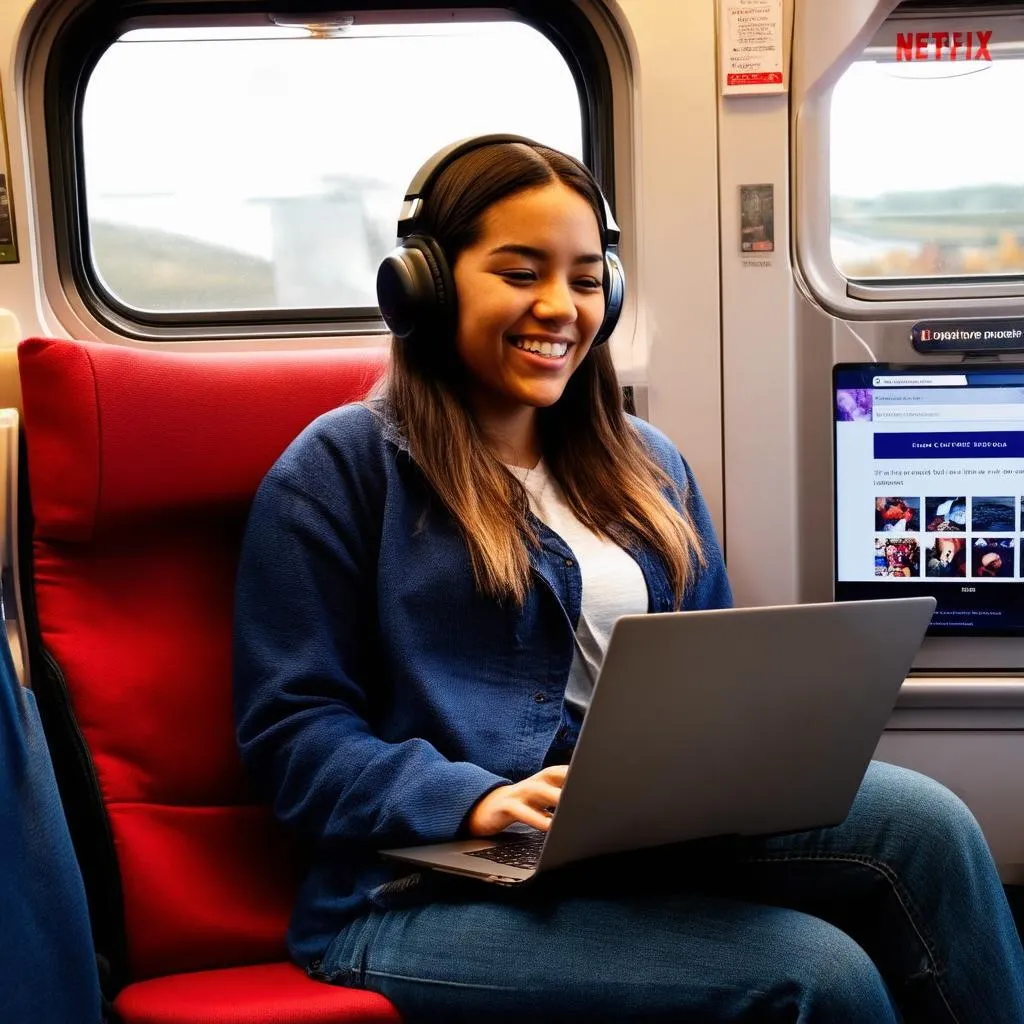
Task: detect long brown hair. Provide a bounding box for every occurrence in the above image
[380,141,704,604]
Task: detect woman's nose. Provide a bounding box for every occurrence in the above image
[532,278,578,324]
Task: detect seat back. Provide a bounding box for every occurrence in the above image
[18,338,387,995]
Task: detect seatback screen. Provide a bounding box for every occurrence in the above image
[834,363,1024,636]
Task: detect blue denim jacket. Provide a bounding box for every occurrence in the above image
[233,402,733,964]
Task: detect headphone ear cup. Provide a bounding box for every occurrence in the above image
[376,235,455,341]
[414,235,456,338]
[593,249,625,346]
[377,248,424,339]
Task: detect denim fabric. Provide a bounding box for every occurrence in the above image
[319,762,1024,1023]
[0,636,102,1023]
[234,401,732,963]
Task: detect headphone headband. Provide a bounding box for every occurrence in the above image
[396,133,619,245]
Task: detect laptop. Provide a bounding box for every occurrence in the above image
[380,596,936,884]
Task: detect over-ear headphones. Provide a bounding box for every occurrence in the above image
[376,133,625,347]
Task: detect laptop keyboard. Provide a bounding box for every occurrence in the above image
[466,833,545,869]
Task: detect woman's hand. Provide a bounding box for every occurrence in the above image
[466,765,569,836]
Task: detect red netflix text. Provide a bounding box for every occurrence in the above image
[895,30,992,62]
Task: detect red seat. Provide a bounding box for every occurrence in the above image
[18,337,400,1023]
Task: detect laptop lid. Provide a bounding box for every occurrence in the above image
[834,363,1024,671]
[536,598,935,872]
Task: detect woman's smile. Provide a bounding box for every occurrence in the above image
[507,333,573,364]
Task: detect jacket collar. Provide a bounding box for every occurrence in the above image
[365,397,412,456]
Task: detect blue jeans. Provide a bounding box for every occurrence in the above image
[320,762,1024,1021]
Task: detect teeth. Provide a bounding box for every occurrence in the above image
[512,338,568,358]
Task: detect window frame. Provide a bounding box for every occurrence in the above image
[795,3,1024,321]
[36,0,614,341]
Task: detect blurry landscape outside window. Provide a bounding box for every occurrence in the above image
[82,20,583,314]
[831,57,1024,281]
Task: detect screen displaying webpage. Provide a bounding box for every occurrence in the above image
[834,364,1024,636]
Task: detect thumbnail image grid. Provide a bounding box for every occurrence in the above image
[875,495,1022,579]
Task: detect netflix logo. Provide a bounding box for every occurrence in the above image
[896,30,992,62]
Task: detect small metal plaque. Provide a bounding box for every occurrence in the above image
[740,184,774,253]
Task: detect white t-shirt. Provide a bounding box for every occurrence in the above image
[508,460,648,712]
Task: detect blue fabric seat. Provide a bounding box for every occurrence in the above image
[0,630,102,1023]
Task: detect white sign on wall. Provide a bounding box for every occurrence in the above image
[720,0,786,96]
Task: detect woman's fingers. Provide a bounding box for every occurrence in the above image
[509,801,556,832]
[538,764,569,787]
[506,773,567,830]
[522,781,563,812]
[513,766,568,825]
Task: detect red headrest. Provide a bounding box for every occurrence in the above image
[18,338,388,542]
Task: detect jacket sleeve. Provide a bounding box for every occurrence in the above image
[233,439,507,849]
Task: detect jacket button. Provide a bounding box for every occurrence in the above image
[533,692,548,703]
[563,558,574,568]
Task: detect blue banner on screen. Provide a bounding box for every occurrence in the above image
[874,431,1024,459]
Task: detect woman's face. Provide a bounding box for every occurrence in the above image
[452,181,606,418]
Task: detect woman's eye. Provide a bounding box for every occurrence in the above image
[500,270,536,283]
[575,277,602,290]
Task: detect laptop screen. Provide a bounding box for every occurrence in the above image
[834,363,1024,637]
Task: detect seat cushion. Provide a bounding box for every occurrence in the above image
[113,962,400,1023]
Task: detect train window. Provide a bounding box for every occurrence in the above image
[829,20,1024,285]
[51,5,610,336]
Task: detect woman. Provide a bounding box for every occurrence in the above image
[234,137,1024,1022]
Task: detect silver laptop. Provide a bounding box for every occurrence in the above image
[381,597,936,885]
